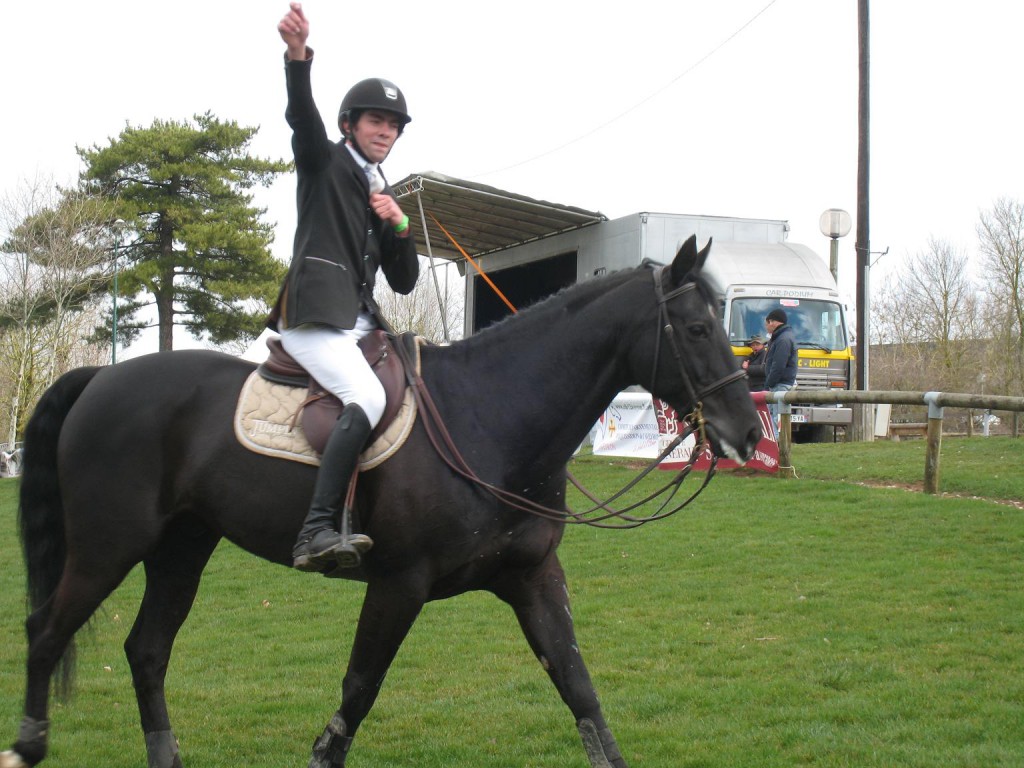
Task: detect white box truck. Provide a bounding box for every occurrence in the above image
[462,211,853,441]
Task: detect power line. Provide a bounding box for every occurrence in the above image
[473,0,779,179]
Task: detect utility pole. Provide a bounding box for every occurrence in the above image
[853,0,872,440]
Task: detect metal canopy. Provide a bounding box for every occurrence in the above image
[391,171,607,262]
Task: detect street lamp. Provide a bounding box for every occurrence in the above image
[819,208,852,283]
[820,208,866,440]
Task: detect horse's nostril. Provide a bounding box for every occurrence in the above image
[745,426,761,459]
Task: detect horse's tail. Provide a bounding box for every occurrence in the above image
[18,365,102,697]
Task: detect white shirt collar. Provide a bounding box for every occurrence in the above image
[345,142,375,173]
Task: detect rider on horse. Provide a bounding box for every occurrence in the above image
[271,3,419,572]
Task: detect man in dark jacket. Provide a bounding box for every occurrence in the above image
[273,2,419,572]
[741,333,767,391]
[763,309,798,435]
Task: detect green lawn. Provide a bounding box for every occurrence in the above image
[1,437,1022,766]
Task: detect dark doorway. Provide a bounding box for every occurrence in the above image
[472,251,578,333]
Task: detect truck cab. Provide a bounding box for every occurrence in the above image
[703,241,854,441]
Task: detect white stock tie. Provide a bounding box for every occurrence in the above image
[365,164,384,195]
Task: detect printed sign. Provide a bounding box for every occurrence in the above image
[594,392,778,473]
[592,393,661,458]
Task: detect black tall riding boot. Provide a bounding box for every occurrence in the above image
[292,404,373,572]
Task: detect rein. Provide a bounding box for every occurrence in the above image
[393,267,737,529]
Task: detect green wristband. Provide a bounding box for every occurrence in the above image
[394,215,410,233]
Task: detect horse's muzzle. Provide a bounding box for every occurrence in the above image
[707,422,760,465]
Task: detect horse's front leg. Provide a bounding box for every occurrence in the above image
[308,575,427,768]
[495,555,628,768]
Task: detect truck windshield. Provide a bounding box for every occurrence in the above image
[729,298,848,352]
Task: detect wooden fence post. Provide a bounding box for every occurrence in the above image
[775,393,796,477]
[923,392,944,494]
[778,413,794,476]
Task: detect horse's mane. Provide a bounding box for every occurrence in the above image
[452,264,648,353]
[446,260,718,357]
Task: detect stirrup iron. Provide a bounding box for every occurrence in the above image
[335,493,373,568]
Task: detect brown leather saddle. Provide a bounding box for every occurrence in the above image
[257,330,411,454]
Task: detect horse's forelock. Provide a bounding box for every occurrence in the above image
[680,269,718,315]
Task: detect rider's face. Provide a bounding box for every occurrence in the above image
[347,109,402,164]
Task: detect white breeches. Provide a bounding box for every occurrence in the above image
[278,315,386,429]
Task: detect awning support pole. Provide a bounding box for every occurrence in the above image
[414,191,450,343]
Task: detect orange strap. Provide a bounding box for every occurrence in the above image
[428,212,517,314]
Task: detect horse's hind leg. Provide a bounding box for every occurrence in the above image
[124,518,221,768]
[4,558,140,767]
[495,556,628,768]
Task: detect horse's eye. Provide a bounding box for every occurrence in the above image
[687,322,711,340]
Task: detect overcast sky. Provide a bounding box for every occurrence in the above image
[5,1,1022,353]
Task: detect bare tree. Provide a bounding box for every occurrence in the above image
[374,259,464,344]
[0,175,113,443]
[871,237,980,393]
[977,197,1024,395]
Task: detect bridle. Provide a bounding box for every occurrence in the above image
[392,265,746,529]
[650,265,748,445]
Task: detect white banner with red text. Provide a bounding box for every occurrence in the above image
[592,391,778,473]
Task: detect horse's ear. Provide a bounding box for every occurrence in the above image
[671,235,712,283]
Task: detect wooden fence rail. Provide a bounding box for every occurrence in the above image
[764,390,1024,493]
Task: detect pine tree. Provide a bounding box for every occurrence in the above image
[78,112,290,351]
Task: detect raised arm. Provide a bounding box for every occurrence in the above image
[278,2,310,60]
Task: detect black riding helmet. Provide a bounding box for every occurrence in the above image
[337,78,412,138]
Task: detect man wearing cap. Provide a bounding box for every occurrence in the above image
[271,2,419,572]
[741,333,768,391]
[763,309,797,435]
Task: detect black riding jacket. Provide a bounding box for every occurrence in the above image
[268,51,418,333]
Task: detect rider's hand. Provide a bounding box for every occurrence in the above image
[371,194,408,234]
[279,2,309,60]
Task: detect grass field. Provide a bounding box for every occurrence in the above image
[1,437,1021,767]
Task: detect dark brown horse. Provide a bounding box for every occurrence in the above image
[3,236,760,768]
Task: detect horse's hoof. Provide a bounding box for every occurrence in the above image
[0,750,28,768]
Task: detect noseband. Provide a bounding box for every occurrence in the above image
[650,266,747,441]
